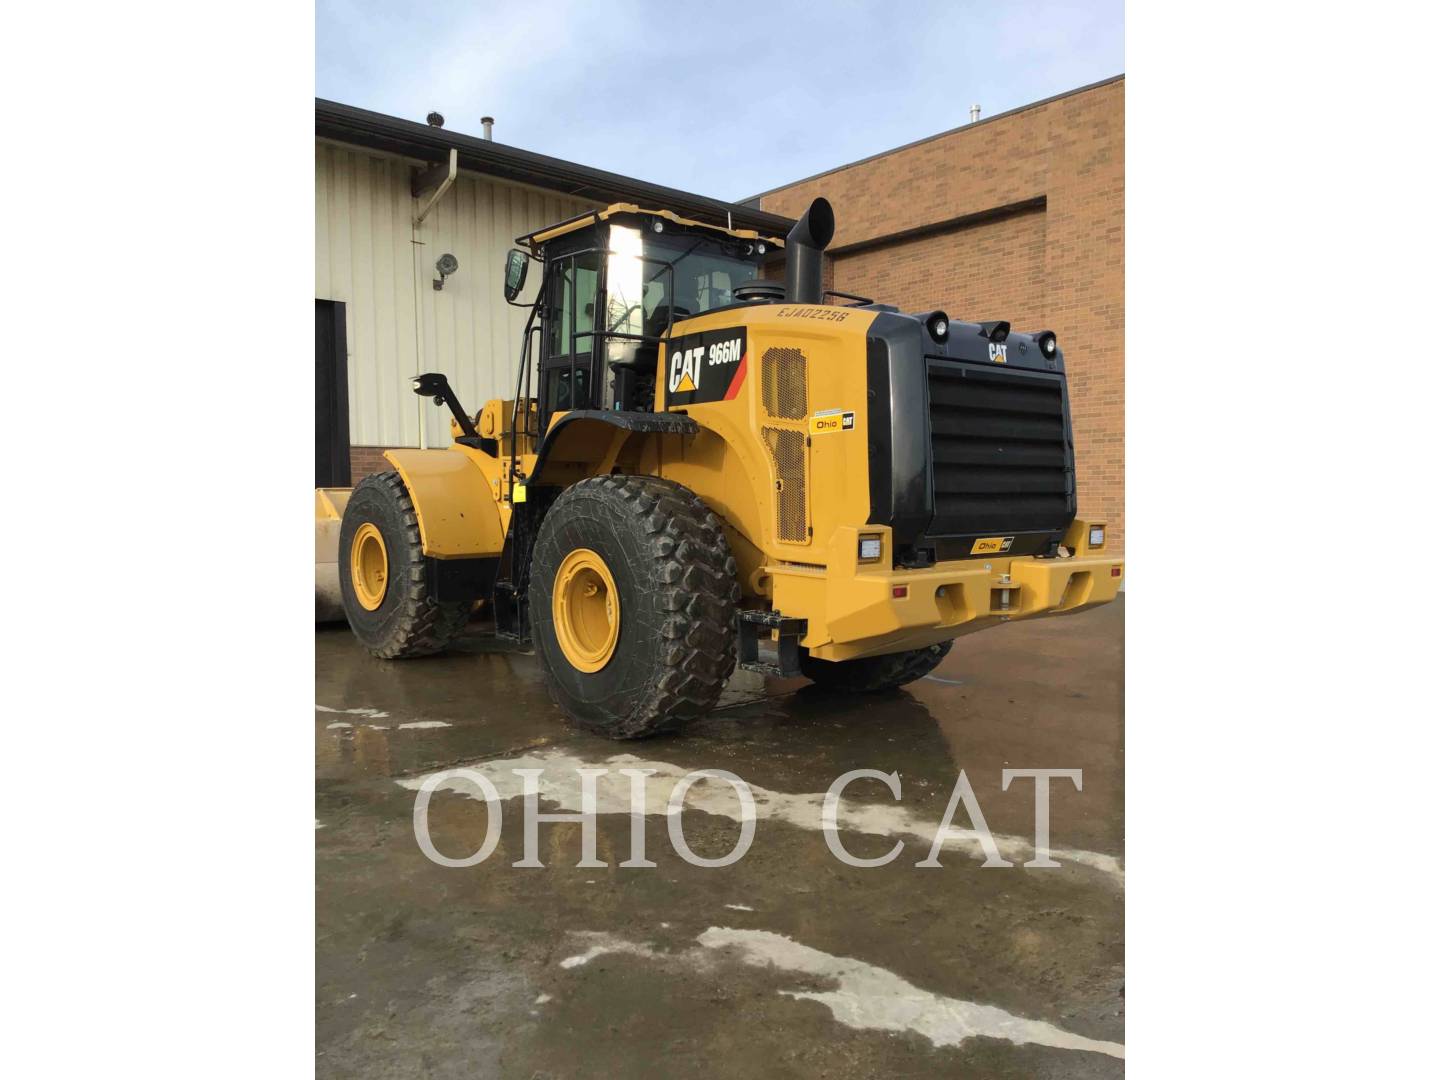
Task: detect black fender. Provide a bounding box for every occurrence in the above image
[530,410,698,485]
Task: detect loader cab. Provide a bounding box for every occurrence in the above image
[520,208,779,430]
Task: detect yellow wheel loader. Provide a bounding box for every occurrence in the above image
[334,197,1122,738]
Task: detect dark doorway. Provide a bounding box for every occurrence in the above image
[316,300,351,487]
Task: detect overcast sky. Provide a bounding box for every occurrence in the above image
[317,1,1122,203]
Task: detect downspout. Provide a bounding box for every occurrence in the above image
[411,148,458,448]
[414,148,458,227]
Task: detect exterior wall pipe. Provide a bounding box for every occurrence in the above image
[411,148,458,446]
[414,147,458,227]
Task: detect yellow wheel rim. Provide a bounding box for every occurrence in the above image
[552,548,620,672]
[350,522,389,611]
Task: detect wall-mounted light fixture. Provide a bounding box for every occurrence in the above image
[434,253,459,291]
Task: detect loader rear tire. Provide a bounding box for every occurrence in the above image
[530,476,739,739]
[800,640,953,694]
[339,471,472,658]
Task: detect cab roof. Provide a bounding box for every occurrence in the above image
[517,203,788,253]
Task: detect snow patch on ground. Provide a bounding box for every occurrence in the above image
[555,927,1123,1060]
[698,927,1123,1059]
[316,705,390,719]
[559,933,668,969]
[319,706,453,730]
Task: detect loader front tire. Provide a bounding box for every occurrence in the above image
[530,476,739,739]
[338,471,472,658]
[800,641,953,694]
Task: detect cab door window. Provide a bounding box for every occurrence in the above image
[544,252,599,413]
[546,254,599,362]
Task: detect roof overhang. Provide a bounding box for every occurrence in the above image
[316,99,795,237]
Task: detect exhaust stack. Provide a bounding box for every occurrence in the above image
[784,197,835,305]
[481,116,495,140]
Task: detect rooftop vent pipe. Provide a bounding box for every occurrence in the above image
[784,197,835,305]
[481,116,494,141]
[426,111,445,127]
[970,104,981,123]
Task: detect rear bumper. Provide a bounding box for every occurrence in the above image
[767,521,1122,662]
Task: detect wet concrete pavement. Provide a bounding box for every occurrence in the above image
[316,597,1124,1077]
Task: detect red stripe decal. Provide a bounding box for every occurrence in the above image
[723,352,748,401]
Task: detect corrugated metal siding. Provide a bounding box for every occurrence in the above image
[315,141,596,448]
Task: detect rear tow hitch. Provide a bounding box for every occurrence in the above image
[737,610,807,678]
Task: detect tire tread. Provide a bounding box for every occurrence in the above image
[532,475,739,739]
[343,471,471,659]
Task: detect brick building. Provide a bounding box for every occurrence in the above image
[750,75,1125,550]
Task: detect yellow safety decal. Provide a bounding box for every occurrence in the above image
[808,410,855,435]
[970,536,1015,555]
[513,482,528,504]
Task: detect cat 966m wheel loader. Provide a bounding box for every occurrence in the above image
[335,197,1122,739]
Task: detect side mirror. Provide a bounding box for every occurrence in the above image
[503,249,529,302]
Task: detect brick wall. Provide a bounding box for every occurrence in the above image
[833,206,1048,330]
[348,446,394,486]
[759,77,1124,551]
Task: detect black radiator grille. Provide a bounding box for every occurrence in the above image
[926,362,1073,535]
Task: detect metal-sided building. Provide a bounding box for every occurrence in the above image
[314,101,790,487]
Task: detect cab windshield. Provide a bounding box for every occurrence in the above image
[603,224,764,340]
